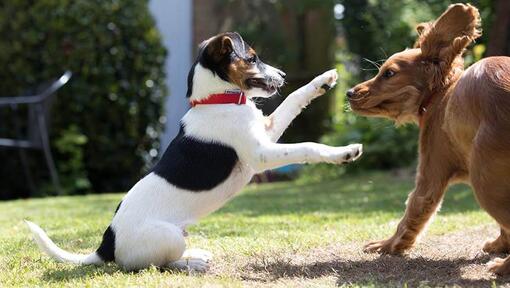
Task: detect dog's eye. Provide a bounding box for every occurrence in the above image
[247,56,257,64]
[382,69,396,78]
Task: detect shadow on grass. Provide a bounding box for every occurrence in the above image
[41,264,120,282]
[41,261,193,283]
[220,172,479,217]
[246,253,510,287]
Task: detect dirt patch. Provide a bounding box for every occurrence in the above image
[211,225,510,287]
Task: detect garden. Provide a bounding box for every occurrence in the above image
[1,0,509,287]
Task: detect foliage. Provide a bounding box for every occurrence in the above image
[53,125,91,193]
[0,0,167,198]
[303,0,495,179]
[341,0,493,79]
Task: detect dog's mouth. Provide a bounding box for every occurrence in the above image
[348,96,387,115]
[348,95,371,111]
[350,96,408,121]
[246,77,283,94]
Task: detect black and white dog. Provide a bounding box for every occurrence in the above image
[26,32,362,272]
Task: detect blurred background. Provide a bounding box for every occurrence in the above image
[0,0,508,200]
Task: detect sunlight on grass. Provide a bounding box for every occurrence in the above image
[0,171,492,287]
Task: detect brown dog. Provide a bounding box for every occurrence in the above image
[347,3,510,275]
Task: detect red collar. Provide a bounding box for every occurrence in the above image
[418,99,430,128]
[418,91,436,128]
[190,90,246,107]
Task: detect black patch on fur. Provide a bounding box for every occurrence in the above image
[186,62,197,98]
[197,32,250,84]
[198,47,230,83]
[321,83,332,91]
[152,124,238,191]
[114,201,122,214]
[96,225,116,262]
[96,202,121,262]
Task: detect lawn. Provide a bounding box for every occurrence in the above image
[0,171,507,287]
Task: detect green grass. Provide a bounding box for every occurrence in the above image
[0,171,491,287]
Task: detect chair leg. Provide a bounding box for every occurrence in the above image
[12,107,36,197]
[18,148,37,197]
[37,111,62,194]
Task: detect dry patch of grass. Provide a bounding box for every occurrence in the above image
[224,225,510,287]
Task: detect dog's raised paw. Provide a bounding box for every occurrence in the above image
[325,143,363,165]
[312,69,338,95]
[345,144,363,162]
[339,144,363,164]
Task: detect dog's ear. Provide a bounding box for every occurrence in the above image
[205,34,235,59]
[417,4,481,62]
[413,22,433,48]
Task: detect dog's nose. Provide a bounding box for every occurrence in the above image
[278,70,286,79]
[346,88,356,98]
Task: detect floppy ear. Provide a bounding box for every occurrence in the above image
[206,34,235,58]
[413,22,433,48]
[417,4,481,62]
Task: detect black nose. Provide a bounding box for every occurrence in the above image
[346,88,355,98]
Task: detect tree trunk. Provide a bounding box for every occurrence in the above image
[486,0,510,56]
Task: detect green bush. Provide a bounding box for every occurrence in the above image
[0,0,167,198]
[299,0,438,181]
[301,0,493,182]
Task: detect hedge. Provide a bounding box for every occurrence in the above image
[0,0,167,199]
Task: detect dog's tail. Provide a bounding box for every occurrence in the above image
[24,220,103,265]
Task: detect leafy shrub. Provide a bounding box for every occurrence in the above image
[0,0,166,198]
[301,0,493,182]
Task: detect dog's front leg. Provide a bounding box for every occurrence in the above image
[363,163,452,254]
[266,69,338,142]
[247,142,362,173]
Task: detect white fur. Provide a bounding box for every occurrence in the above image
[24,220,102,265]
[189,64,240,101]
[26,67,362,272]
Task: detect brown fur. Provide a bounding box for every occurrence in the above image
[348,3,510,275]
[228,55,259,90]
[205,35,261,90]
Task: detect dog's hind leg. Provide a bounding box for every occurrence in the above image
[488,255,510,275]
[167,248,213,272]
[266,69,338,142]
[117,220,212,272]
[115,220,187,271]
[470,126,510,275]
[483,228,510,254]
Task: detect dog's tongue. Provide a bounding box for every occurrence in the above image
[246,78,266,88]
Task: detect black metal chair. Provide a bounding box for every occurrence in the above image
[0,71,72,195]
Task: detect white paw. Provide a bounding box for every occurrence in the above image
[324,143,363,164]
[311,69,338,95]
[182,248,213,262]
[169,258,210,272]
